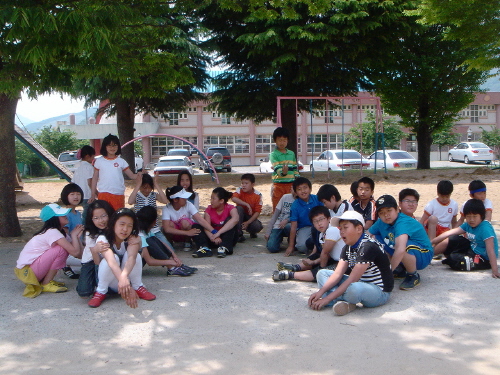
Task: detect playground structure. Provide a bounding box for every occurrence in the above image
[276,96,386,176]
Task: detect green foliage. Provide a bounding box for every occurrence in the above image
[433,129,459,148]
[480,126,500,157]
[344,112,406,154]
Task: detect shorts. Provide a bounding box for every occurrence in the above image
[405,240,433,270]
[98,192,125,211]
[424,220,450,237]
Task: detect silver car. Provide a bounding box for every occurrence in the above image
[448,142,494,164]
[368,150,418,169]
[310,150,370,171]
[154,156,194,175]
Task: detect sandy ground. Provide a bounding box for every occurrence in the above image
[1,167,500,374]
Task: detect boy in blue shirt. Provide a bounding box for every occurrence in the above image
[432,199,499,278]
[285,177,322,256]
[369,194,433,290]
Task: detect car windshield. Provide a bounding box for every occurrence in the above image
[168,149,189,156]
[59,153,77,162]
[470,143,488,149]
[157,159,187,167]
[388,151,413,159]
[334,151,362,159]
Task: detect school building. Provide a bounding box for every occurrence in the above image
[60,91,500,167]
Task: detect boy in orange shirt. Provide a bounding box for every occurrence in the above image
[232,173,264,242]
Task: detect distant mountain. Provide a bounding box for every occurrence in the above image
[481,73,500,92]
[15,114,35,128]
[23,107,99,133]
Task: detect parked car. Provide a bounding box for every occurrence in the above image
[259,158,304,173]
[167,148,192,161]
[199,147,232,172]
[367,150,417,169]
[448,142,494,164]
[153,156,194,175]
[58,150,79,172]
[310,150,370,171]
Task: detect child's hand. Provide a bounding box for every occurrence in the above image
[71,224,84,238]
[308,291,321,307]
[187,228,201,236]
[492,270,500,279]
[264,234,269,241]
[309,298,329,311]
[282,164,288,175]
[242,221,249,230]
[278,219,288,229]
[284,246,294,257]
[123,288,138,309]
[93,241,110,254]
[246,204,253,216]
[302,258,314,267]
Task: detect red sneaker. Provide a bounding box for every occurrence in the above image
[135,286,156,301]
[88,292,106,308]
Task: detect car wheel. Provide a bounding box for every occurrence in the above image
[212,153,223,164]
[226,167,231,172]
[464,155,470,164]
[486,161,491,165]
[448,154,454,162]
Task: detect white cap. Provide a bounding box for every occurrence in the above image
[40,204,71,221]
[338,211,365,227]
[170,188,193,199]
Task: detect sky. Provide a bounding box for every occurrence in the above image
[16,92,88,123]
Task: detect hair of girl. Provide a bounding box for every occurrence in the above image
[212,187,233,203]
[136,206,158,233]
[105,208,139,245]
[165,185,183,202]
[100,134,122,156]
[177,171,194,192]
[85,200,115,239]
[34,216,65,237]
[141,173,154,189]
[60,183,84,206]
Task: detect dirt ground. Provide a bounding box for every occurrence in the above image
[6,166,500,243]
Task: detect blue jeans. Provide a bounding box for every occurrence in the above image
[267,224,291,253]
[316,269,391,308]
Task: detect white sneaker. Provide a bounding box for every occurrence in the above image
[217,246,228,258]
[333,301,357,316]
[183,242,191,252]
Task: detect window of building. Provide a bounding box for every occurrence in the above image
[256,135,274,154]
[151,136,197,156]
[203,135,249,154]
[469,105,479,123]
[212,112,232,124]
[297,134,345,153]
[406,134,417,152]
[163,111,187,125]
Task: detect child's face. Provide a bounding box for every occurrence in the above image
[210,193,223,209]
[139,183,153,197]
[378,207,399,224]
[91,208,109,230]
[399,196,418,216]
[58,215,69,227]
[275,136,288,150]
[106,142,119,156]
[471,191,486,201]
[295,183,311,201]
[321,197,336,210]
[339,221,363,246]
[172,197,187,208]
[312,214,330,233]
[465,213,482,228]
[179,174,191,189]
[67,192,82,207]
[240,179,254,193]
[357,183,373,201]
[115,215,134,241]
[437,194,451,205]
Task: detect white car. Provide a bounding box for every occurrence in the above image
[448,142,494,164]
[310,150,370,171]
[259,158,304,173]
[153,156,194,175]
[368,150,417,169]
[58,151,79,172]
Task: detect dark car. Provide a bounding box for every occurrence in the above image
[199,147,232,172]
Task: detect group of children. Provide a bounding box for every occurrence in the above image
[13,130,500,316]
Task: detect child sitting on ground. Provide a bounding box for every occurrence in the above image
[136,206,196,276]
[432,199,500,277]
[457,180,493,226]
[272,206,344,282]
[370,195,433,290]
[317,184,352,226]
[265,188,296,253]
[285,177,322,256]
[308,211,393,316]
[399,188,420,219]
[349,177,377,230]
[419,180,458,240]
[231,173,263,241]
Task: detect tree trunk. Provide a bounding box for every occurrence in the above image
[416,122,432,169]
[280,100,297,156]
[115,98,136,174]
[0,93,22,237]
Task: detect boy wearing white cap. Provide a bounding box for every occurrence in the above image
[308,211,393,316]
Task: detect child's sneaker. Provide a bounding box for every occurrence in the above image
[88,292,107,308]
[183,242,192,252]
[41,280,68,293]
[277,262,300,272]
[181,264,197,273]
[217,246,228,258]
[192,247,213,258]
[62,266,79,279]
[392,264,407,279]
[333,301,357,316]
[51,280,66,287]
[135,286,156,301]
[237,235,246,243]
[250,232,258,239]
[272,270,291,281]
[399,272,420,290]
[167,266,192,276]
